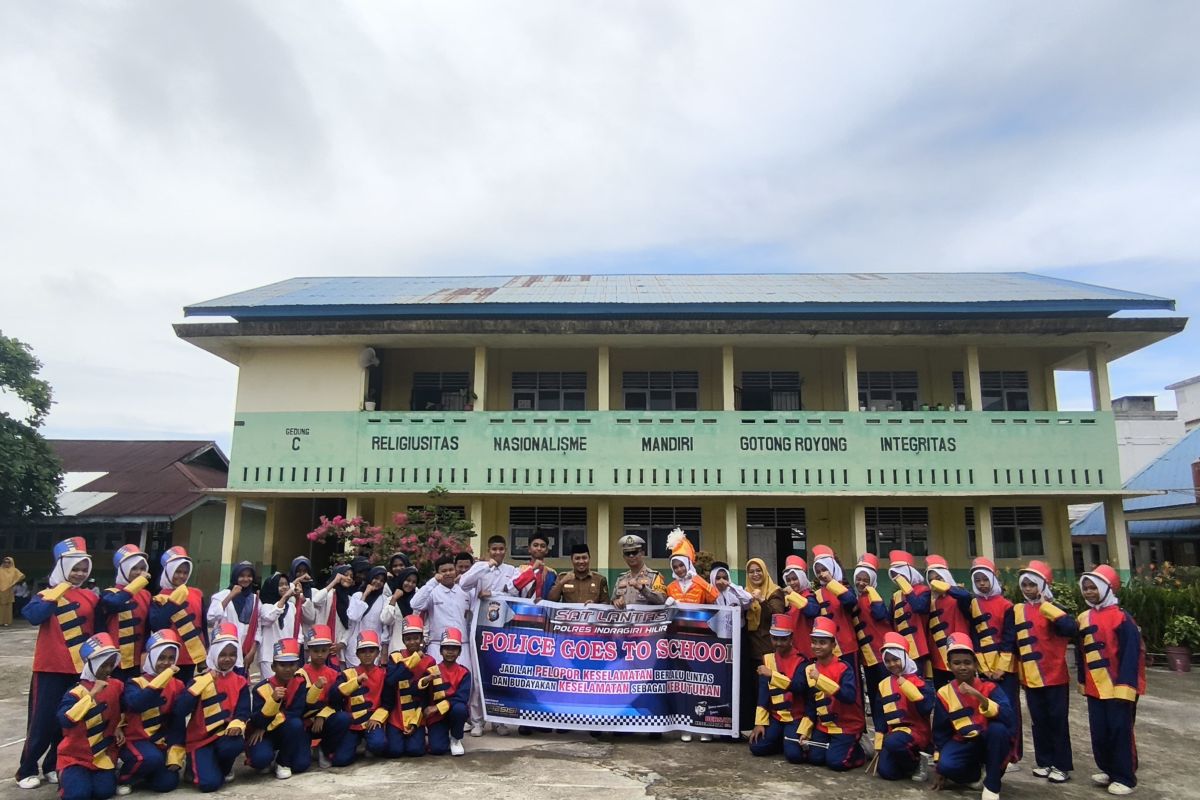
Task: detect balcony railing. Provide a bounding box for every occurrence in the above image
[228,410,1120,495]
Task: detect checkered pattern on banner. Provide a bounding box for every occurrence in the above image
[516,710,695,728]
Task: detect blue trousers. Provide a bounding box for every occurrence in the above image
[119,741,180,793]
[188,736,244,793]
[1088,697,1137,788]
[862,662,888,737]
[19,671,76,779]
[246,717,310,773]
[996,673,1022,761]
[427,706,469,755]
[58,765,117,800]
[807,729,865,771]
[936,720,1010,794]
[325,713,388,767]
[878,730,921,780]
[386,725,427,757]
[748,718,803,764]
[1026,685,1073,772]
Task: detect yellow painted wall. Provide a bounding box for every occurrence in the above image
[732,348,835,411]
[487,349,599,410]
[607,348,724,410]
[379,348,474,411]
[236,346,365,412]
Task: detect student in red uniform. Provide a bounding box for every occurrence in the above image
[797,616,865,771]
[875,631,934,782]
[748,613,807,764]
[175,623,250,793]
[299,624,340,769]
[1013,561,1077,784]
[325,630,389,766]
[852,552,892,745]
[780,555,818,659]
[19,537,99,790]
[118,629,186,795]
[55,633,123,800]
[810,546,860,688]
[383,614,436,758]
[1077,565,1145,796]
[932,633,1015,800]
[925,554,973,688]
[423,627,471,756]
[887,550,931,677]
[149,547,207,683]
[964,557,1020,766]
[98,545,152,683]
[246,638,311,779]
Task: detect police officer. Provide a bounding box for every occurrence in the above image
[612,535,667,608]
[548,544,609,604]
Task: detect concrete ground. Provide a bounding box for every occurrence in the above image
[1,624,1196,800]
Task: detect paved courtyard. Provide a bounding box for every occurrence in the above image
[1,624,1195,800]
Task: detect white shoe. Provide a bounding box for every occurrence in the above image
[450,737,465,756]
[275,765,292,780]
[45,771,59,785]
[699,734,713,742]
[982,789,1000,800]
[17,777,41,790]
[968,780,985,790]
[680,732,693,742]
[1032,766,1052,778]
[1006,762,1021,773]
[912,753,930,782]
[495,723,511,736]
[470,721,484,737]
[224,770,235,782]
[1092,773,1112,787]
[116,785,132,796]
[1108,784,1134,796]
[317,749,332,769]
[1048,768,1070,783]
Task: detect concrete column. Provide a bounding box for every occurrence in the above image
[724,500,740,580]
[473,346,488,411]
[1088,346,1112,412]
[851,501,868,560]
[218,498,244,587]
[345,496,360,520]
[1055,501,1076,579]
[469,497,485,538]
[722,345,736,411]
[262,499,278,574]
[973,499,995,562]
[844,346,859,411]
[597,346,610,411]
[597,499,611,579]
[138,521,149,553]
[965,345,983,411]
[1043,366,1058,412]
[1104,497,1132,577]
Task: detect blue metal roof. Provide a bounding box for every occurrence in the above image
[184,272,1174,320]
[1073,427,1200,536]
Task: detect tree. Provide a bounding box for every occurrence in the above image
[0,332,62,519]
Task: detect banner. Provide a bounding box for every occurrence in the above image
[471,597,740,734]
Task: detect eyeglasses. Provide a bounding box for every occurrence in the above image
[622,551,641,558]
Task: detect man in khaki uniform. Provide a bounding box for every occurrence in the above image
[612,534,667,608]
[548,544,609,604]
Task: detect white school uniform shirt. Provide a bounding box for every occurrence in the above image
[311,585,353,651]
[257,595,315,672]
[380,598,416,653]
[412,577,476,678]
[207,589,259,670]
[713,584,753,639]
[458,560,518,599]
[344,590,388,666]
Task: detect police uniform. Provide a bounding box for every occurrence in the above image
[613,535,667,606]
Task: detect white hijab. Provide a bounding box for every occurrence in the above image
[853,565,878,588]
[1080,572,1119,609]
[206,640,239,676]
[159,555,192,591]
[141,639,180,677]
[1020,570,1054,602]
[888,563,925,587]
[926,566,955,587]
[970,566,1003,599]
[671,556,696,592]
[710,566,752,606]
[49,553,91,588]
[117,554,148,586]
[813,554,843,583]
[82,647,119,683]
[881,643,918,675]
[781,566,811,592]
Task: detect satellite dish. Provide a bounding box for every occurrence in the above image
[358,347,379,368]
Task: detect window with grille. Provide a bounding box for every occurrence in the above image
[508,507,587,558]
[746,507,808,559]
[866,507,929,556]
[623,507,702,558]
[952,371,1031,411]
[740,371,802,411]
[965,506,977,558]
[512,371,587,411]
[411,372,471,411]
[991,506,1044,558]
[858,371,920,411]
[622,371,700,411]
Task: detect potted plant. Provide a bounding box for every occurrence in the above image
[1163,615,1200,673]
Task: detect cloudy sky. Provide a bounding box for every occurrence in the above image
[1,2,1197,452]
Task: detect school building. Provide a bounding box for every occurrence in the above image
[174,273,1185,586]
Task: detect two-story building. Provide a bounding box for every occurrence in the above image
[175,272,1185,587]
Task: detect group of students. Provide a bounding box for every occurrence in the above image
[741,545,1146,800]
[15,538,483,799]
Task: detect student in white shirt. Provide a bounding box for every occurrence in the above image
[458,536,518,603]
[206,560,259,673]
[412,555,483,736]
[257,570,316,678]
[380,566,418,652]
[344,566,389,666]
[311,564,355,665]
[710,561,753,638]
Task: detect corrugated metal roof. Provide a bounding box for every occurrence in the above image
[184,272,1174,320]
[1072,427,1200,536]
[49,440,228,520]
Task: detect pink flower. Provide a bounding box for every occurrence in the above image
[307,531,320,541]
[394,512,409,526]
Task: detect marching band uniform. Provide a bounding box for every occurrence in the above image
[324,631,389,766]
[876,632,934,781]
[743,557,787,732]
[175,624,250,793]
[796,616,866,771]
[98,545,152,682]
[1013,561,1077,782]
[511,553,557,601]
[149,547,207,684]
[852,553,892,744]
[1077,565,1145,795]
[55,633,123,800]
[298,625,340,764]
[245,638,312,779]
[19,537,99,788]
[887,550,931,676]
[925,554,973,688]
[382,615,436,757]
[665,530,719,605]
[748,614,807,763]
[810,546,860,699]
[933,633,1015,800]
[780,555,819,660]
[423,627,472,756]
[964,557,1020,764]
[206,561,259,675]
[119,630,186,794]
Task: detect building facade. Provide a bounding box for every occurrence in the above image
[176,273,1185,586]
